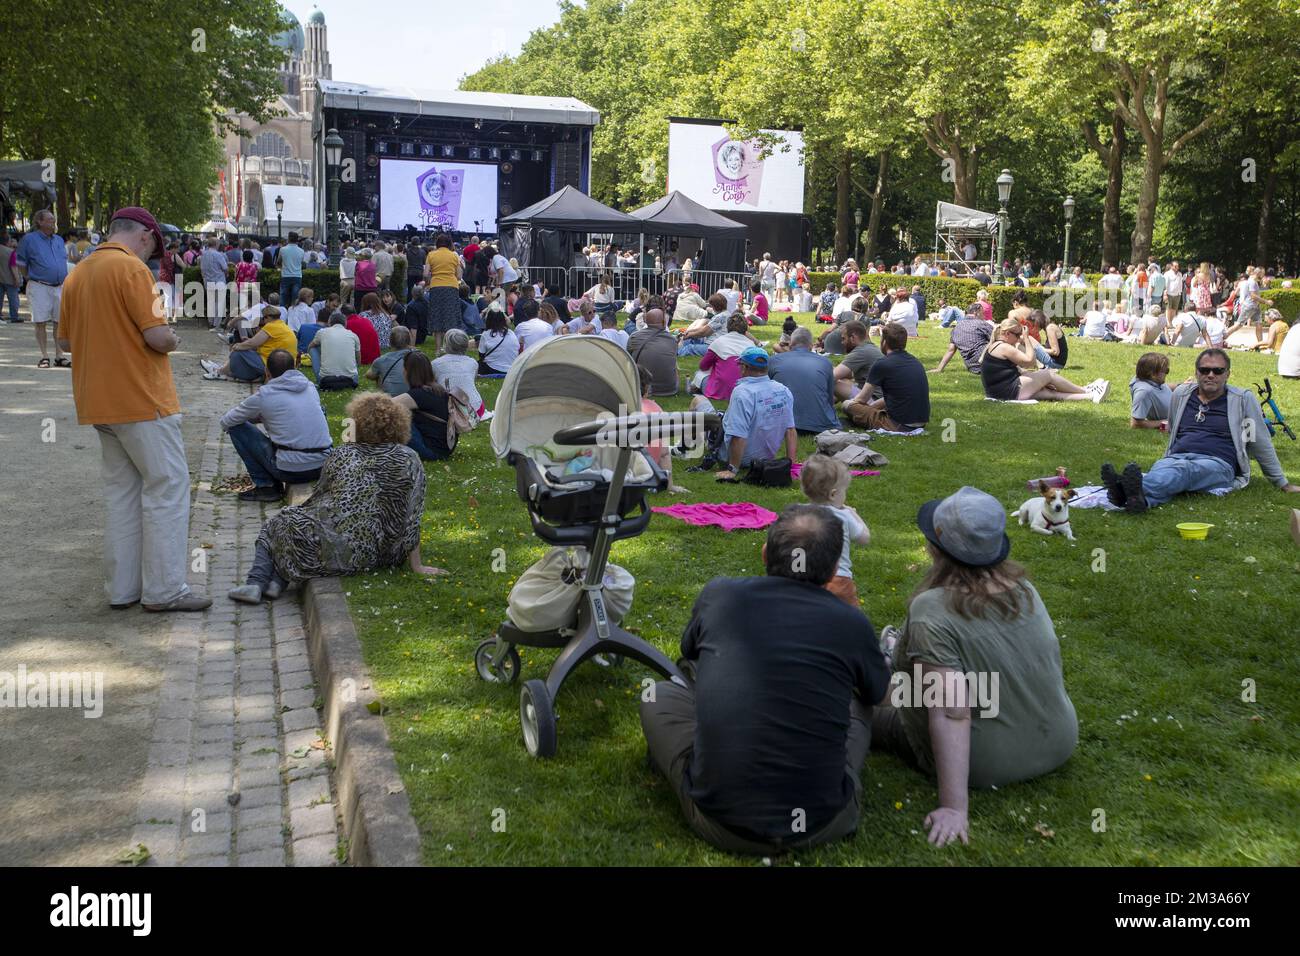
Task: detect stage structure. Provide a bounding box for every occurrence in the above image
[933,201,1000,277]
[627,190,746,272]
[311,80,599,245]
[665,117,809,262]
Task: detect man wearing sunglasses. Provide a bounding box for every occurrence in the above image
[1101,348,1299,512]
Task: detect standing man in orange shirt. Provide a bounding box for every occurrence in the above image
[56,207,211,612]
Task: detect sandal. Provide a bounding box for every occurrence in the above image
[37,358,50,368]
[54,357,71,368]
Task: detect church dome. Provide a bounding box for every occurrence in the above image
[271,8,305,56]
[308,8,325,25]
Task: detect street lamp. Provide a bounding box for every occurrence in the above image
[275,194,284,242]
[1061,195,1075,286]
[995,169,1013,283]
[324,127,344,262]
[853,208,863,263]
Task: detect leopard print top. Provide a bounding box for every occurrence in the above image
[258,442,425,582]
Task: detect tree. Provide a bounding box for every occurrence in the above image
[2,0,288,226]
[1019,0,1293,264]
[887,1,1023,208]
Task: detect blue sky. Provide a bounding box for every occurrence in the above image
[283,1,562,89]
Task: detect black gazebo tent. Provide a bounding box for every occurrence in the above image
[498,186,641,273]
[0,161,57,228]
[628,191,747,271]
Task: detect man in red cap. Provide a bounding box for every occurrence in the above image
[56,207,211,611]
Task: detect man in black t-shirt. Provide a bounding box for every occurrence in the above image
[843,322,930,431]
[541,285,571,324]
[640,505,891,854]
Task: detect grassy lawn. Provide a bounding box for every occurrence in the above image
[316,314,1300,866]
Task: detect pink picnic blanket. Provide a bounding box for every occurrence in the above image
[652,502,779,531]
[790,461,880,479]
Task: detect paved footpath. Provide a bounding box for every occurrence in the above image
[0,306,341,866]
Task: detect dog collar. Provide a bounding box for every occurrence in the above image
[1043,514,1070,527]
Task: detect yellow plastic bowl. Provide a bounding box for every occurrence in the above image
[1177,522,1214,540]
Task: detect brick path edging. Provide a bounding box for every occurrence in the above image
[301,577,423,866]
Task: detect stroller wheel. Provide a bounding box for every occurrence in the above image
[474,639,520,685]
[520,679,557,758]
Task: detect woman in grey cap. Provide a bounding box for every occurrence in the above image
[871,486,1078,848]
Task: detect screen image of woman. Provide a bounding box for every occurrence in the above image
[716,141,746,181]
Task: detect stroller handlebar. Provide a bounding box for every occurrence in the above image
[552,412,723,447]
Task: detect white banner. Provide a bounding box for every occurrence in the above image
[667,122,805,215]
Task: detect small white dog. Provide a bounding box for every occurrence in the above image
[1014,482,1078,540]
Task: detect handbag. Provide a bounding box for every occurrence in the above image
[741,457,792,487]
[476,331,507,375]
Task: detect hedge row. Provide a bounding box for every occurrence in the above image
[180,260,410,316]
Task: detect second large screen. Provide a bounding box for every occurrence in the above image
[667,121,805,215]
[378,159,499,232]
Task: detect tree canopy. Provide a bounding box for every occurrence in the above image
[461,0,1300,272]
[2,0,289,228]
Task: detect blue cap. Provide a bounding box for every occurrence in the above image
[739,346,769,369]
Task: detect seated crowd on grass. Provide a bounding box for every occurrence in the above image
[197,235,1299,855]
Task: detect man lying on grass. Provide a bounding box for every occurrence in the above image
[1102,347,1299,512]
[640,505,890,855]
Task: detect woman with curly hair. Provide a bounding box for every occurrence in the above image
[227,392,445,604]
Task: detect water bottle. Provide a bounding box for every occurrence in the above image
[1027,467,1070,490]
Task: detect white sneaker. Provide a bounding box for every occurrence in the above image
[1091,380,1110,404]
[202,371,231,381]
[200,358,220,373]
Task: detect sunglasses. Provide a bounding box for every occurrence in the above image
[1196,366,1227,376]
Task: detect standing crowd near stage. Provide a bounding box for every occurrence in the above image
[13,201,1300,854]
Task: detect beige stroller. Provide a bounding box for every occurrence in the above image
[478,335,717,757]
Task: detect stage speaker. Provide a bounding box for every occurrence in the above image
[553,140,581,191]
[337,131,367,211]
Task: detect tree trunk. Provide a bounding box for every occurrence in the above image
[952,148,977,208]
[76,168,89,229]
[56,162,72,228]
[1129,150,1163,265]
[106,184,121,232]
[1102,112,1125,268]
[864,150,889,264]
[1256,161,1280,268]
[834,148,851,264]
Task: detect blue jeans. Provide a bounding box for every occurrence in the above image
[1033,343,1063,370]
[677,339,710,357]
[279,276,302,306]
[246,540,289,590]
[227,423,322,488]
[406,428,448,461]
[1,283,18,321]
[1142,453,1235,508]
